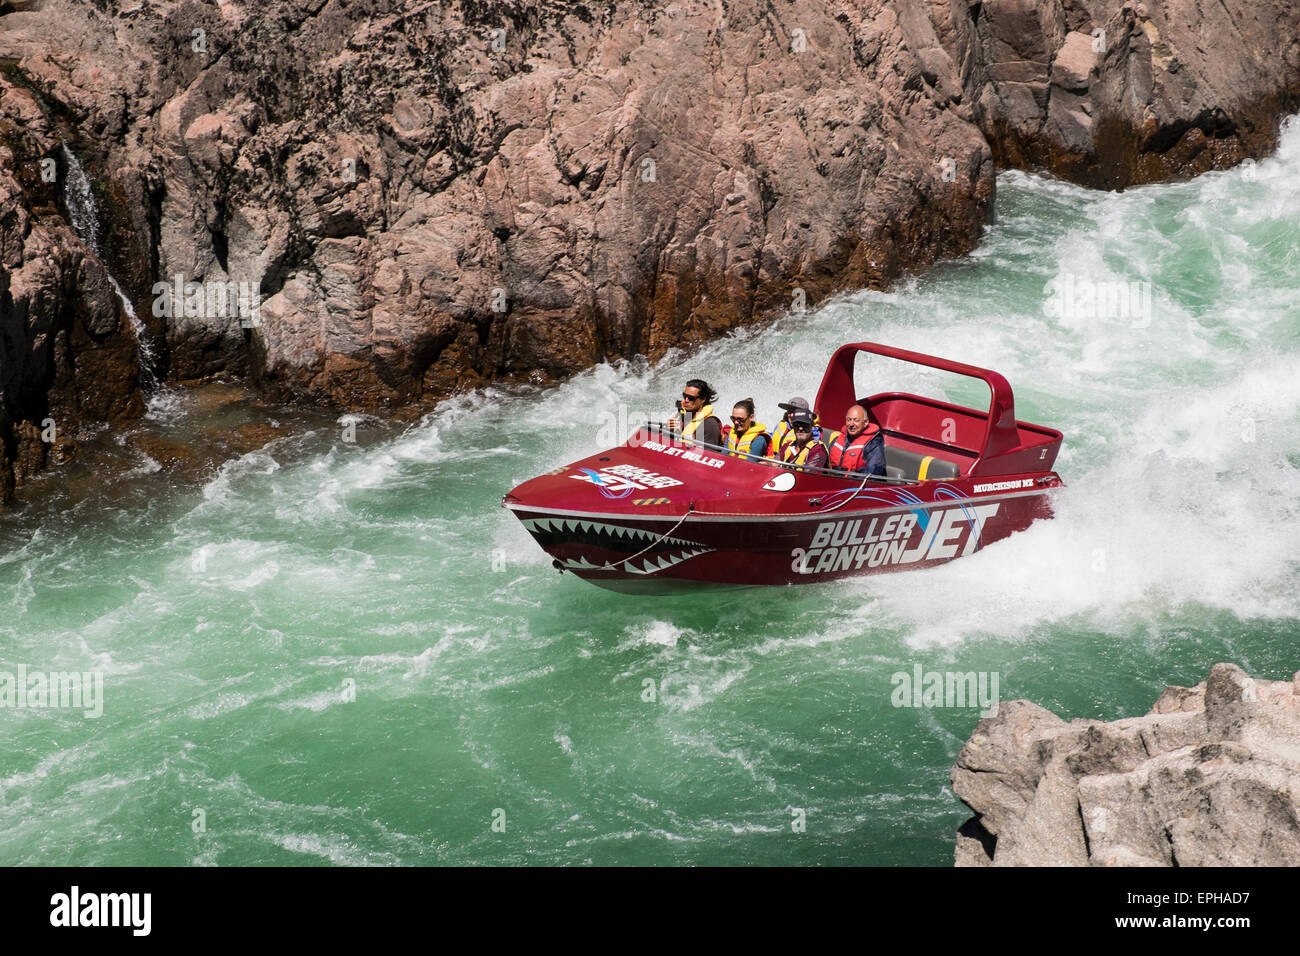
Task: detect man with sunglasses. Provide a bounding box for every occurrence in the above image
[666,379,722,446]
[768,396,809,458]
[779,410,828,469]
[769,396,841,460]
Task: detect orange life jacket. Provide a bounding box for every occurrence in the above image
[827,425,882,471]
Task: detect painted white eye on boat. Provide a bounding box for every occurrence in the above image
[763,473,796,492]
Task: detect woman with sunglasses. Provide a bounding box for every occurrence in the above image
[666,379,722,446]
[722,398,769,459]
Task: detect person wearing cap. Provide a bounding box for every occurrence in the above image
[779,411,829,469]
[768,397,812,458]
[827,404,886,476]
[666,379,722,446]
[770,396,841,460]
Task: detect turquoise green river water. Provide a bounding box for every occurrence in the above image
[3,121,1299,866]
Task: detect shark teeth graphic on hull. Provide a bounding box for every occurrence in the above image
[626,548,710,575]
[521,517,713,575]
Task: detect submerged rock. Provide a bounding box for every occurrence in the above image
[951,663,1300,866]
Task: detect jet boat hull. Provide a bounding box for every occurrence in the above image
[503,448,1059,591]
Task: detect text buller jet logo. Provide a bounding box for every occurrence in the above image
[49,886,151,936]
[573,467,637,498]
[571,464,683,497]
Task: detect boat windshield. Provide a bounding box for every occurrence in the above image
[630,422,916,485]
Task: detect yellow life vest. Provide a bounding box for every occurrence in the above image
[768,421,789,457]
[681,403,715,439]
[726,421,768,457]
[782,440,818,466]
[769,413,824,457]
[775,425,839,459]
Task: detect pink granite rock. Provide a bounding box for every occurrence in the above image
[953,664,1300,866]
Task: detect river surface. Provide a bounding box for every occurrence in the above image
[3,120,1299,866]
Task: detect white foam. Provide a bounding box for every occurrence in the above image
[275,687,352,713]
[143,388,187,423]
[620,620,688,648]
[657,667,750,712]
[262,831,400,866]
[201,448,281,502]
[185,692,251,720]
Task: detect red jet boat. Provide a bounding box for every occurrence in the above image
[502,342,1064,591]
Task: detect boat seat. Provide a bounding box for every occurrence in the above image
[884,445,961,481]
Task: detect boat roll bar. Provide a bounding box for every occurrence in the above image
[814,341,1027,473]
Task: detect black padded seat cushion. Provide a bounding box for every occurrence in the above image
[884,445,960,480]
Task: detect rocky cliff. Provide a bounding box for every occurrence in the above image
[952,663,1300,866]
[947,0,1300,187]
[2,0,1299,503]
[1,73,145,501]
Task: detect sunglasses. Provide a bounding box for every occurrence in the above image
[793,424,813,431]
[730,415,747,423]
[681,393,701,401]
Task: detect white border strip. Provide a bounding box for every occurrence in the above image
[503,487,1055,523]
